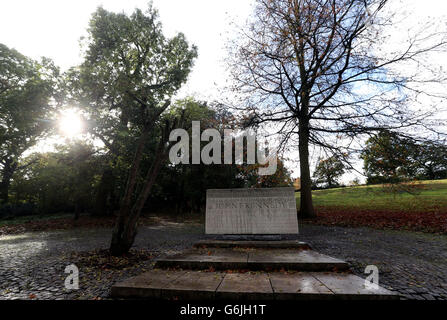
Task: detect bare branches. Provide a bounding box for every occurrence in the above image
[229,0,447,152]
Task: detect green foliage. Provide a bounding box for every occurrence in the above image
[412,142,447,180]
[71,4,197,143]
[0,202,37,219]
[312,156,345,188]
[149,99,243,213]
[240,158,293,188]
[361,130,447,184]
[66,5,198,216]
[361,130,415,184]
[148,99,293,214]
[11,142,102,214]
[0,44,59,153]
[0,43,60,203]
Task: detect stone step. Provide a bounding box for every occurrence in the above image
[111,269,399,300]
[154,248,349,271]
[193,240,311,250]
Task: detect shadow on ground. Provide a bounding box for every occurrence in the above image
[0,218,446,300]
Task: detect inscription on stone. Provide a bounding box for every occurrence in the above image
[205,187,298,234]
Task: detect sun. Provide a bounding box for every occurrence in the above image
[58,109,83,138]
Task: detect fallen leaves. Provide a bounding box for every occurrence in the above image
[0,215,164,236]
[70,248,154,270]
[307,206,447,234]
[0,216,116,236]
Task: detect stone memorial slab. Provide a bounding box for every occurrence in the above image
[205,187,298,234]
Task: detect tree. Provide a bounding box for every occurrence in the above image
[361,130,414,183]
[72,6,197,255]
[313,156,345,188]
[57,142,101,220]
[361,130,447,183]
[228,0,447,218]
[11,142,100,215]
[0,44,59,204]
[153,98,245,214]
[413,142,447,180]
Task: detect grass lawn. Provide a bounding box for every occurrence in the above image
[2,179,446,236]
[297,179,447,233]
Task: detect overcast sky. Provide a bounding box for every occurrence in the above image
[1,0,446,181]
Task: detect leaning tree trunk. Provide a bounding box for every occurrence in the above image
[109,113,181,256]
[109,152,166,256]
[298,119,316,219]
[109,121,169,256]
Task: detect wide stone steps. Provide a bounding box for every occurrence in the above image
[193,239,311,249]
[154,247,349,271]
[111,269,398,300]
[111,241,400,300]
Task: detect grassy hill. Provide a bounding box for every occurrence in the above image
[297,179,447,233]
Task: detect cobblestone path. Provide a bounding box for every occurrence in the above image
[1,220,446,300]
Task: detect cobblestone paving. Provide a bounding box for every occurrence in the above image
[298,223,447,300]
[1,220,446,300]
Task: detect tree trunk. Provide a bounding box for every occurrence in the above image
[0,158,16,204]
[0,177,10,204]
[93,168,115,216]
[298,119,316,219]
[109,114,179,256]
[109,125,151,256]
[109,156,165,256]
[109,206,134,256]
[109,141,167,256]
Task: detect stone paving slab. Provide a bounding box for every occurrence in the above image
[269,272,334,300]
[154,248,248,270]
[110,269,187,298]
[247,249,349,271]
[155,247,348,271]
[194,240,311,249]
[312,272,399,300]
[216,273,273,300]
[162,271,225,300]
[111,270,399,300]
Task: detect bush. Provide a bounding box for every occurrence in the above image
[0,202,37,219]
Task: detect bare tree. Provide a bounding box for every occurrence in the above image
[228,0,447,218]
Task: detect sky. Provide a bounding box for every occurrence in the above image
[1,0,446,182]
[0,0,254,99]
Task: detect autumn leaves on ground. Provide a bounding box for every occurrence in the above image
[1,179,447,236]
[0,214,200,236]
[302,179,447,234]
